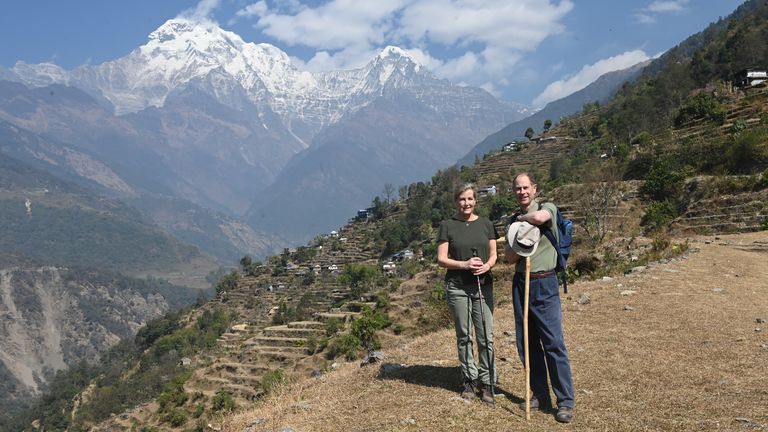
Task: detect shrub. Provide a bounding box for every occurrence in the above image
[324,318,343,337]
[350,308,391,351]
[326,334,361,360]
[192,404,205,418]
[640,159,686,202]
[674,92,727,126]
[215,272,239,295]
[161,409,187,427]
[642,200,679,230]
[306,335,328,355]
[211,391,236,412]
[262,369,288,395]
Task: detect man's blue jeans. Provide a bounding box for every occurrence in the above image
[512,272,574,408]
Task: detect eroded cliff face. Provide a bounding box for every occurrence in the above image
[0,266,168,397]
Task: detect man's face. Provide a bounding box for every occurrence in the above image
[514,175,537,207]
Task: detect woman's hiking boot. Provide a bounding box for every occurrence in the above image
[480,384,495,405]
[460,380,478,399]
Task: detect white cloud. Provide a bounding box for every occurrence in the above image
[303,46,381,72]
[645,0,688,13]
[436,51,480,81]
[400,47,444,72]
[634,13,656,24]
[233,0,574,97]
[532,50,650,108]
[254,1,408,51]
[235,2,268,18]
[635,0,688,23]
[397,0,572,83]
[180,0,223,23]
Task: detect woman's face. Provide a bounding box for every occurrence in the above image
[455,189,476,217]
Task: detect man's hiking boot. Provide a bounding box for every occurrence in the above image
[460,380,478,399]
[480,384,495,405]
[555,406,574,423]
[518,396,552,411]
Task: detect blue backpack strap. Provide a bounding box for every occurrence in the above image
[540,227,568,294]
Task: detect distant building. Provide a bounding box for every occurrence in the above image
[503,141,519,152]
[391,249,414,261]
[531,135,557,143]
[356,208,375,221]
[382,261,396,273]
[735,68,767,87]
[478,185,497,196]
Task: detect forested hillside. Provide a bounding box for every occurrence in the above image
[0,152,203,272]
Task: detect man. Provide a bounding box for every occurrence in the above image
[505,173,575,423]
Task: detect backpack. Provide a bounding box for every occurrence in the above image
[539,206,573,293]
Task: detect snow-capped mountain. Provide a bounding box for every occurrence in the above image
[3,18,529,244]
[8,18,526,143]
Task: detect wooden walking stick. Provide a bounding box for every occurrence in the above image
[524,255,531,420]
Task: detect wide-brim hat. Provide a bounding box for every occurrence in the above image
[507,221,540,257]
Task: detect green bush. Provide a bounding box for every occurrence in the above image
[642,200,679,230]
[160,408,187,427]
[261,369,287,395]
[326,334,361,360]
[350,308,391,351]
[674,92,727,126]
[215,272,240,295]
[211,391,236,412]
[640,159,686,202]
[192,404,205,418]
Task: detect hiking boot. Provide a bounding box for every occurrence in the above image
[460,380,478,399]
[518,396,552,411]
[480,384,495,405]
[555,406,574,423]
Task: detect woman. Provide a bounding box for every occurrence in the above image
[437,183,499,404]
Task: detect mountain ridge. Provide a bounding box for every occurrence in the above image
[2,18,527,246]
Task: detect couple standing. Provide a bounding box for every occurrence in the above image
[435,173,575,423]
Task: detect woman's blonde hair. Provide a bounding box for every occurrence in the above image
[453,183,478,201]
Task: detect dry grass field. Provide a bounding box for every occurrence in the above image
[219,231,768,432]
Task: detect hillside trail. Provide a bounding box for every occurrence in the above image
[222,231,768,432]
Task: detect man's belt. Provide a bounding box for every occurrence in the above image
[517,270,555,279]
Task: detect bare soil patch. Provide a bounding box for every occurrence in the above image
[220,232,768,432]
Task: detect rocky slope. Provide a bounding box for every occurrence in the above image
[0,264,177,398]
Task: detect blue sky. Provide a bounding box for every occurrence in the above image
[0,0,745,108]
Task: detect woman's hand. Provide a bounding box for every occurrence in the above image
[472,262,490,275]
[467,257,487,274]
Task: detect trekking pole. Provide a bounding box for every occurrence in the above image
[472,248,494,405]
[524,256,531,420]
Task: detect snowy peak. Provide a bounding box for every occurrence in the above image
[361,45,427,90]
[377,46,419,64]
[146,18,244,50]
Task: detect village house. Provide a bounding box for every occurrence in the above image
[735,68,767,87]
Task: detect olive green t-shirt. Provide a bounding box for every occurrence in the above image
[514,201,559,274]
[437,215,499,286]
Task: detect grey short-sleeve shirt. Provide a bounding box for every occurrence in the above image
[437,215,499,286]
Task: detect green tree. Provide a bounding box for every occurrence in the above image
[543,119,553,132]
[339,263,379,298]
[215,272,239,295]
[525,127,535,141]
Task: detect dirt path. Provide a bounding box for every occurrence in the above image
[222,231,768,432]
